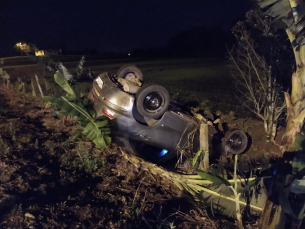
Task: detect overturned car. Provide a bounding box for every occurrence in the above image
[88,65,249,162]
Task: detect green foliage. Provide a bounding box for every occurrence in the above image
[294,132,305,151]
[242,177,263,192]
[0,68,10,80]
[54,71,76,98]
[142,61,232,112]
[57,62,73,81]
[82,121,111,148]
[292,151,305,176]
[273,150,305,222]
[0,68,10,88]
[17,82,24,91]
[43,96,111,149]
[28,55,94,84]
[257,0,295,28]
[192,150,203,166]
[197,170,231,186]
[168,222,176,229]
[76,144,98,173]
[43,96,86,120]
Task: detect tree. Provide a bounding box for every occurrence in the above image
[14,42,38,55]
[228,9,291,142]
[256,0,305,228]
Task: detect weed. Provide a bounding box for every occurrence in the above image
[3,144,10,156]
[5,204,24,228]
[59,142,99,173]
[169,222,176,229]
[0,162,16,183]
[6,122,15,136]
[44,141,56,155]
[59,146,72,166]
[76,143,98,173]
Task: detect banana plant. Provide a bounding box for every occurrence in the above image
[29,55,94,83]
[256,1,305,228]
[0,68,10,88]
[43,69,111,149]
[119,146,267,220]
[257,0,305,151]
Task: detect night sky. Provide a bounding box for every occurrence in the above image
[0,0,252,57]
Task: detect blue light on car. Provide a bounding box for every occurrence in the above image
[160,149,168,156]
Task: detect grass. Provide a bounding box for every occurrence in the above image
[141,63,234,110]
[82,57,239,112]
[87,57,239,112]
[4,56,241,113]
[0,56,271,229]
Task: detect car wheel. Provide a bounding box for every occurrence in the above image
[223,129,248,155]
[135,83,170,119]
[116,65,143,81]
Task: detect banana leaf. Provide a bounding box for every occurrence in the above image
[186,171,268,217]
[17,82,24,91]
[54,70,76,98]
[43,96,111,149]
[0,68,9,80]
[194,180,267,218]
[197,170,231,186]
[257,0,294,28]
[82,122,111,149]
[242,177,263,192]
[43,96,86,121]
[57,62,73,81]
[292,151,305,175]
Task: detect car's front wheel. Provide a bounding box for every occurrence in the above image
[135,83,170,119]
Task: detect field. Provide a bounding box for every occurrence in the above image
[0,56,282,228]
[3,56,239,113]
[87,58,237,113]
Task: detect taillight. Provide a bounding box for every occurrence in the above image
[102,109,114,119]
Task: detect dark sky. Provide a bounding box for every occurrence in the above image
[0,0,252,57]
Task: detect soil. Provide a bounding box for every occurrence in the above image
[0,85,240,229]
[0,67,282,228]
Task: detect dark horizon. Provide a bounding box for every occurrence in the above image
[0,0,253,58]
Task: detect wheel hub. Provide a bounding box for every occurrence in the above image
[228,133,243,150]
[144,92,163,112]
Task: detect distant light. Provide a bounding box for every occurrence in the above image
[128,53,131,56]
[160,149,168,156]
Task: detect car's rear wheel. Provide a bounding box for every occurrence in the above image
[135,83,170,119]
[116,65,143,81]
[223,129,248,155]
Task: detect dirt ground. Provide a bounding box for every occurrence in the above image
[0,85,245,228]
[0,64,283,228]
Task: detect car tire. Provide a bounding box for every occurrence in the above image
[116,65,143,81]
[223,129,248,155]
[135,83,170,119]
